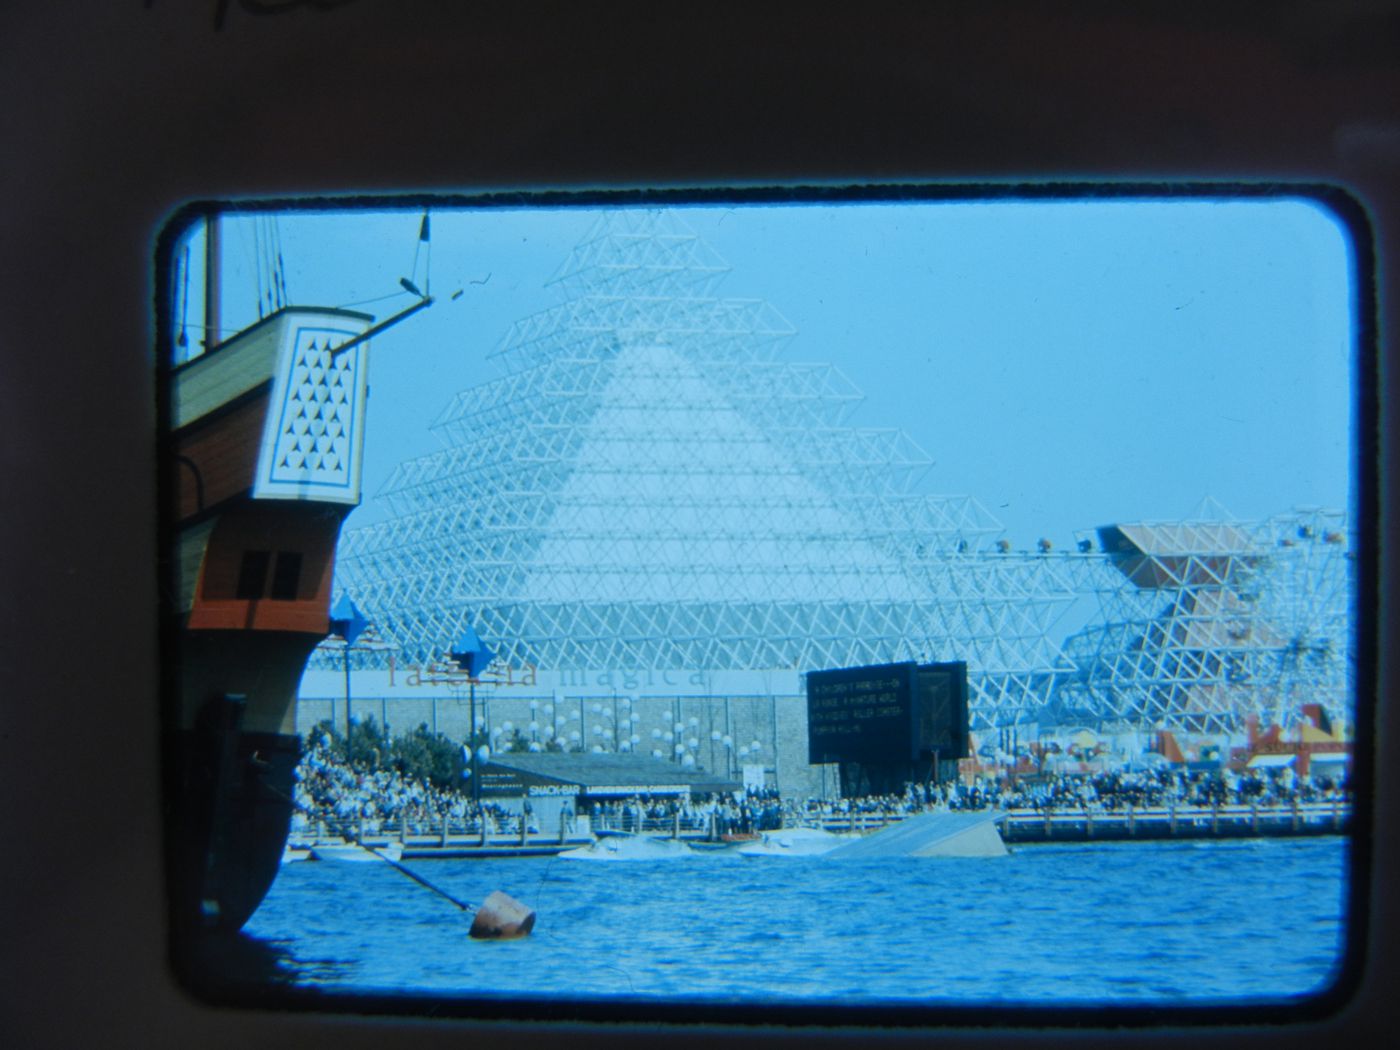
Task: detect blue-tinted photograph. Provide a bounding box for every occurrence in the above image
[162,194,1358,1017]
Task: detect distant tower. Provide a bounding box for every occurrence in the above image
[1056,505,1353,733]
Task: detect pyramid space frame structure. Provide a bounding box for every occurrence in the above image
[334,211,1080,730]
[1053,506,1354,734]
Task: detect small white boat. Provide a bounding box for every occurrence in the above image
[309,841,404,863]
[557,834,693,861]
[734,827,850,857]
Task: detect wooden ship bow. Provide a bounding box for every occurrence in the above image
[166,304,375,937]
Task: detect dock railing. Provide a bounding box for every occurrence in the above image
[997,797,1350,840]
[290,797,1351,854]
[793,798,1351,839]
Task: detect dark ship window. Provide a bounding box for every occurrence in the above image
[270,551,303,600]
[234,550,270,600]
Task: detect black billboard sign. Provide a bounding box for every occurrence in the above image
[914,660,969,759]
[807,660,970,765]
[806,662,917,764]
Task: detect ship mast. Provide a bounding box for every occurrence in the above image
[203,212,221,353]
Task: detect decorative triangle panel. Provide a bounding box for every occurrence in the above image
[253,317,368,506]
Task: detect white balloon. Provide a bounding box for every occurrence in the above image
[591,745,603,754]
[529,721,539,732]
[651,749,663,759]
[651,728,662,740]
[711,730,722,741]
[674,743,686,755]
[681,753,696,767]
[502,721,513,732]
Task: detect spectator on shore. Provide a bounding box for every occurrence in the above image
[294,732,1350,841]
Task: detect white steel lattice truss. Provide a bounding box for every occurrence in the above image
[1054,506,1354,733]
[333,211,1079,730]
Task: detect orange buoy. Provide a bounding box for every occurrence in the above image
[469,890,536,939]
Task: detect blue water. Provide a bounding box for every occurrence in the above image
[244,837,1348,1006]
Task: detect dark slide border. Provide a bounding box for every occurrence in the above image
[3,3,1396,1048]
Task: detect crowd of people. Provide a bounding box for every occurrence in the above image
[588,794,783,836]
[965,765,1350,812]
[292,730,1351,842]
[784,764,1349,822]
[294,733,515,838]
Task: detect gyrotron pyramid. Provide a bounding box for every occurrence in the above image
[335,210,1080,729]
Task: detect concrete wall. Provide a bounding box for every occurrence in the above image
[297,691,834,799]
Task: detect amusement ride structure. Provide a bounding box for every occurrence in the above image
[1054,503,1354,734]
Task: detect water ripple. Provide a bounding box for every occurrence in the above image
[245,837,1349,1006]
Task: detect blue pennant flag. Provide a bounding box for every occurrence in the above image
[329,594,368,647]
[450,625,495,678]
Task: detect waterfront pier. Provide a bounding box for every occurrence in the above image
[998,799,1351,844]
[289,799,1352,861]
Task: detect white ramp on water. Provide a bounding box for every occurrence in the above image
[557,835,694,861]
[823,811,1008,859]
[734,826,854,857]
[309,842,404,863]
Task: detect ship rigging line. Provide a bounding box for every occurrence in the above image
[240,214,290,319]
[337,289,414,309]
[175,244,190,350]
[264,782,480,914]
[237,218,264,320]
[265,216,279,313]
[328,294,435,359]
[272,214,290,309]
[410,209,431,296]
[353,840,479,914]
[263,214,287,313]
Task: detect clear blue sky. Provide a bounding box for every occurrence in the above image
[175,196,1355,550]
